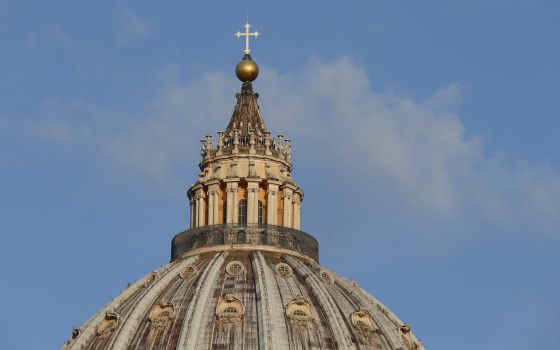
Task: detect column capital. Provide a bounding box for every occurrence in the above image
[247,182,259,192]
[205,179,220,187]
[282,187,294,199]
[225,182,239,192]
[187,183,203,197]
[207,182,220,192]
[266,179,283,186]
[281,183,297,191]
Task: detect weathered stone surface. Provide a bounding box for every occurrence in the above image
[63,251,423,350]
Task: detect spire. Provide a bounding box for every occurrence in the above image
[226,23,266,138]
[224,80,268,138]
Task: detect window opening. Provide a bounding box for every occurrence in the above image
[224,307,238,315]
[258,200,264,225]
[238,199,247,225]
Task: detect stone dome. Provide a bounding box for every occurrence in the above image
[62,226,424,350]
[62,32,424,350]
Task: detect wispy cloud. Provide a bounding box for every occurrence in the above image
[38,57,560,238]
[24,23,72,49]
[116,6,150,44]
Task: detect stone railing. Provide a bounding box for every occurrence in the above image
[171,224,319,261]
[200,132,291,162]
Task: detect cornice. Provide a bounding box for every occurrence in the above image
[200,152,292,171]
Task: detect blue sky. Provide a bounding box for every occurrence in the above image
[1,1,559,349]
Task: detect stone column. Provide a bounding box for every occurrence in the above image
[247,187,253,224]
[266,183,279,225]
[247,182,259,224]
[292,193,301,230]
[207,190,214,225]
[195,188,205,227]
[189,198,194,228]
[225,182,238,224]
[207,183,220,225]
[254,189,260,224]
[226,186,233,223]
[213,189,219,225]
[282,187,293,228]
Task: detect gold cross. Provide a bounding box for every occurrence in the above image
[235,22,260,55]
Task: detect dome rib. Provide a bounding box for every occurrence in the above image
[286,256,357,349]
[64,251,424,350]
[64,263,171,350]
[111,256,198,350]
[337,276,407,349]
[177,252,227,349]
[252,251,290,349]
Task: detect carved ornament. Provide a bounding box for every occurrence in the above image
[149,299,175,329]
[275,262,293,278]
[285,296,314,329]
[319,269,334,284]
[350,309,377,338]
[95,309,119,340]
[216,294,245,324]
[225,260,245,276]
[179,265,197,279]
[400,323,420,350]
[142,272,157,288]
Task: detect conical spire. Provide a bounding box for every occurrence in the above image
[224,80,268,138]
[226,23,266,138]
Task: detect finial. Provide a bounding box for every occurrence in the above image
[235,22,260,55]
[234,22,260,82]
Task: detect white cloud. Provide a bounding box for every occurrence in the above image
[39,57,560,237]
[258,58,560,235]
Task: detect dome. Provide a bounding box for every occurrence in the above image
[62,25,424,350]
[62,225,423,350]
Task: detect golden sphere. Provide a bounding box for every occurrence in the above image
[236,57,259,82]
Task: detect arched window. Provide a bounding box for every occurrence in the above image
[258,200,264,226]
[238,199,247,225]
